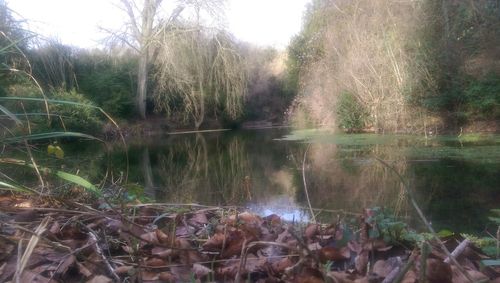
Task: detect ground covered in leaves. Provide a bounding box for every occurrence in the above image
[0,195,499,283]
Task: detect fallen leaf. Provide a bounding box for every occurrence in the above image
[305,224,319,240]
[294,267,324,283]
[271,257,294,274]
[190,212,209,225]
[114,265,134,274]
[145,257,166,267]
[451,266,489,283]
[141,270,160,281]
[86,275,112,283]
[193,263,213,278]
[159,271,177,281]
[319,247,348,263]
[426,258,452,283]
[373,257,402,278]
[77,262,93,278]
[151,246,174,258]
[327,271,356,283]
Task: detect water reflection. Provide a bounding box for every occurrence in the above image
[71,130,499,233]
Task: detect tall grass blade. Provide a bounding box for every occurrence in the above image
[2,132,100,143]
[0,104,22,125]
[0,158,100,195]
[54,171,99,195]
[0,180,30,193]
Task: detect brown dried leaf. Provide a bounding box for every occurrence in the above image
[114,265,134,275]
[86,275,112,283]
[373,257,403,278]
[155,229,169,244]
[271,257,294,274]
[190,212,209,225]
[401,270,418,283]
[426,258,452,283]
[202,232,226,251]
[193,263,213,278]
[305,224,319,240]
[451,266,489,283]
[141,270,160,281]
[77,261,93,278]
[159,271,177,281]
[49,221,61,235]
[145,257,167,267]
[327,271,356,283]
[294,267,325,283]
[263,214,282,226]
[355,250,369,274]
[18,270,52,283]
[140,231,159,244]
[151,246,175,258]
[319,247,349,263]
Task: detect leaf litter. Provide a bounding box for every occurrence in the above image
[0,196,498,282]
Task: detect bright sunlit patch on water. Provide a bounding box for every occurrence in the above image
[247,195,310,222]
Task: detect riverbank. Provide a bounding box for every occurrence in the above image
[0,194,498,282]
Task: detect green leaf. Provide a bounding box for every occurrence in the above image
[54,171,99,195]
[437,229,454,237]
[0,158,100,195]
[0,180,30,193]
[488,217,500,224]
[480,260,500,267]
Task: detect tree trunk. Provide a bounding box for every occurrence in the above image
[137,50,149,119]
[194,80,205,129]
[141,148,155,198]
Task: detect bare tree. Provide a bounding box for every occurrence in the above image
[153,25,246,129]
[114,0,184,119]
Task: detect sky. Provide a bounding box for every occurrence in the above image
[7,0,310,49]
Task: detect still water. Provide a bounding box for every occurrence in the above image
[65,128,499,233]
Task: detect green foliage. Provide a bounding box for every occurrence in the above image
[336,91,369,131]
[285,0,328,95]
[463,73,500,120]
[1,85,103,133]
[365,207,420,245]
[0,0,31,93]
[49,89,103,132]
[73,50,137,118]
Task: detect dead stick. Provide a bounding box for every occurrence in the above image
[382,257,402,283]
[444,239,470,263]
[374,157,475,283]
[393,256,416,283]
[88,231,120,282]
[234,239,248,283]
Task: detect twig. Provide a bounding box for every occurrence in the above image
[444,239,470,263]
[88,231,120,282]
[374,157,475,283]
[234,238,248,283]
[393,254,416,283]
[419,242,430,283]
[302,143,316,223]
[381,257,402,283]
[14,216,50,283]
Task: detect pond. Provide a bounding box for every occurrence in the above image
[35,128,500,233]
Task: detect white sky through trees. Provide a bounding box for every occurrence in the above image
[8,0,310,49]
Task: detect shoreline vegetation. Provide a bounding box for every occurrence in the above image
[1,0,499,282]
[0,195,498,283]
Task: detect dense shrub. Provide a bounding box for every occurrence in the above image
[463,74,500,120]
[336,91,369,131]
[4,85,102,133]
[286,0,500,132]
[74,50,137,119]
[49,89,103,132]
